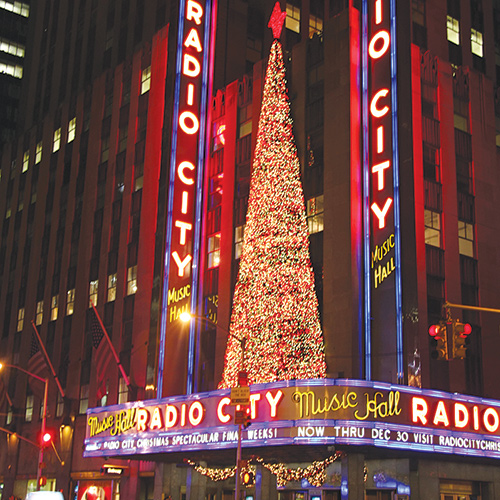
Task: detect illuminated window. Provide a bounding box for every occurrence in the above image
[458,220,474,257]
[79,384,89,414]
[67,117,76,143]
[141,66,151,94]
[56,392,64,418]
[213,121,226,151]
[22,150,29,172]
[309,14,322,38]
[0,62,22,78]
[89,280,98,307]
[50,295,58,321]
[286,3,300,34]
[17,307,24,332]
[0,37,24,57]
[238,104,252,138]
[470,29,483,57]
[118,377,128,404]
[35,301,43,326]
[66,289,75,315]
[447,15,460,45]
[307,195,324,234]
[25,394,34,422]
[234,225,245,260]
[107,273,117,302]
[53,128,61,152]
[208,233,221,268]
[35,141,42,164]
[127,265,137,295]
[0,1,30,17]
[424,209,441,247]
[6,407,12,425]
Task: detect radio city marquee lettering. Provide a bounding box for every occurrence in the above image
[85,380,500,459]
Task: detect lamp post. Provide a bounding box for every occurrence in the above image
[0,362,48,491]
[179,313,247,500]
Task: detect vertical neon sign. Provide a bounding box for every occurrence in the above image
[362,0,403,382]
[158,0,214,397]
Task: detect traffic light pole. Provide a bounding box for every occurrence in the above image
[445,301,500,315]
[37,377,48,491]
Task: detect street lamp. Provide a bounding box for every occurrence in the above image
[180,313,247,500]
[0,362,48,491]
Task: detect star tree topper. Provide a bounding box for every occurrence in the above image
[268,1,287,39]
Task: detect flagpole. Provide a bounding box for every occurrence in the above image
[91,302,130,387]
[31,321,65,398]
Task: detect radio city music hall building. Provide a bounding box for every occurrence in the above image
[1,0,500,499]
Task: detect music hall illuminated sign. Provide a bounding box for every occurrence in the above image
[84,380,500,460]
[362,0,403,381]
[158,0,215,397]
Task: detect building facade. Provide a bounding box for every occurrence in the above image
[1,0,500,499]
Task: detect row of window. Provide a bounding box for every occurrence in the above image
[8,375,129,425]
[0,37,25,58]
[0,0,29,17]
[424,208,474,257]
[285,3,323,39]
[16,266,137,330]
[447,15,484,58]
[0,61,22,78]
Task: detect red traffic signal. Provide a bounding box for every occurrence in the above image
[38,476,47,487]
[428,325,441,338]
[39,429,55,448]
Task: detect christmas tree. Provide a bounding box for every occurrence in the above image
[219,3,326,388]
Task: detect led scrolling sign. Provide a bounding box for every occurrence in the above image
[85,380,500,460]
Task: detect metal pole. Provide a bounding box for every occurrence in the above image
[445,301,500,315]
[234,423,242,500]
[36,378,48,491]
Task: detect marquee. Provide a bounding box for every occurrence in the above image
[85,379,500,460]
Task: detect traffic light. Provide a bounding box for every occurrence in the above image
[241,470,255,486]
[429,323,448,360]
[243,407,252,429]
[39,429,55,448]
[38,476,47,487]
[452,320,472,359]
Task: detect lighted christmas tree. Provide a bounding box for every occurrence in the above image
[219,3,326,388]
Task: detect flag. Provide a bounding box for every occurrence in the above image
[27,332,49,396]
[91,308,113,398]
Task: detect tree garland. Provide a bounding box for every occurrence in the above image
[186,453,344,487]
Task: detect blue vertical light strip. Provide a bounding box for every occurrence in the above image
[390,0,404,383]
[188,0,213,395]
[157,0,186,399]
[361,0,371,380]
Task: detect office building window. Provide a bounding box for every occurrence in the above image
[53,128,61,152]
[208,233,221,269]
[127,265,137,295]
[89,280,98,307]
[35,301,43,326]
[79,384,89,414]
[35,141,42,164]
[307,195,324,234]
[424,209,441,247]
[101,136,110,163]
[107,273,117,302]
[0,37,25,57]
[67,117,76,143]
[17,307,24,332]
[22,150,29,172]
[25,394,34,422]
[50,295,58,321]
[66,289,75,315]
[0,62,22,78]
[309,14,322,37]
[118,377,128,404]
[0,1,30,17]
[458,220,474,257]
[471,28,483,57]
[141,66,151,94]
[447,15,460,45]
[234,225,245,260]
[286,3,300,33]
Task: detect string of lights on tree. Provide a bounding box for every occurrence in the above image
[219,3,326,388]
[185,453,344,487]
